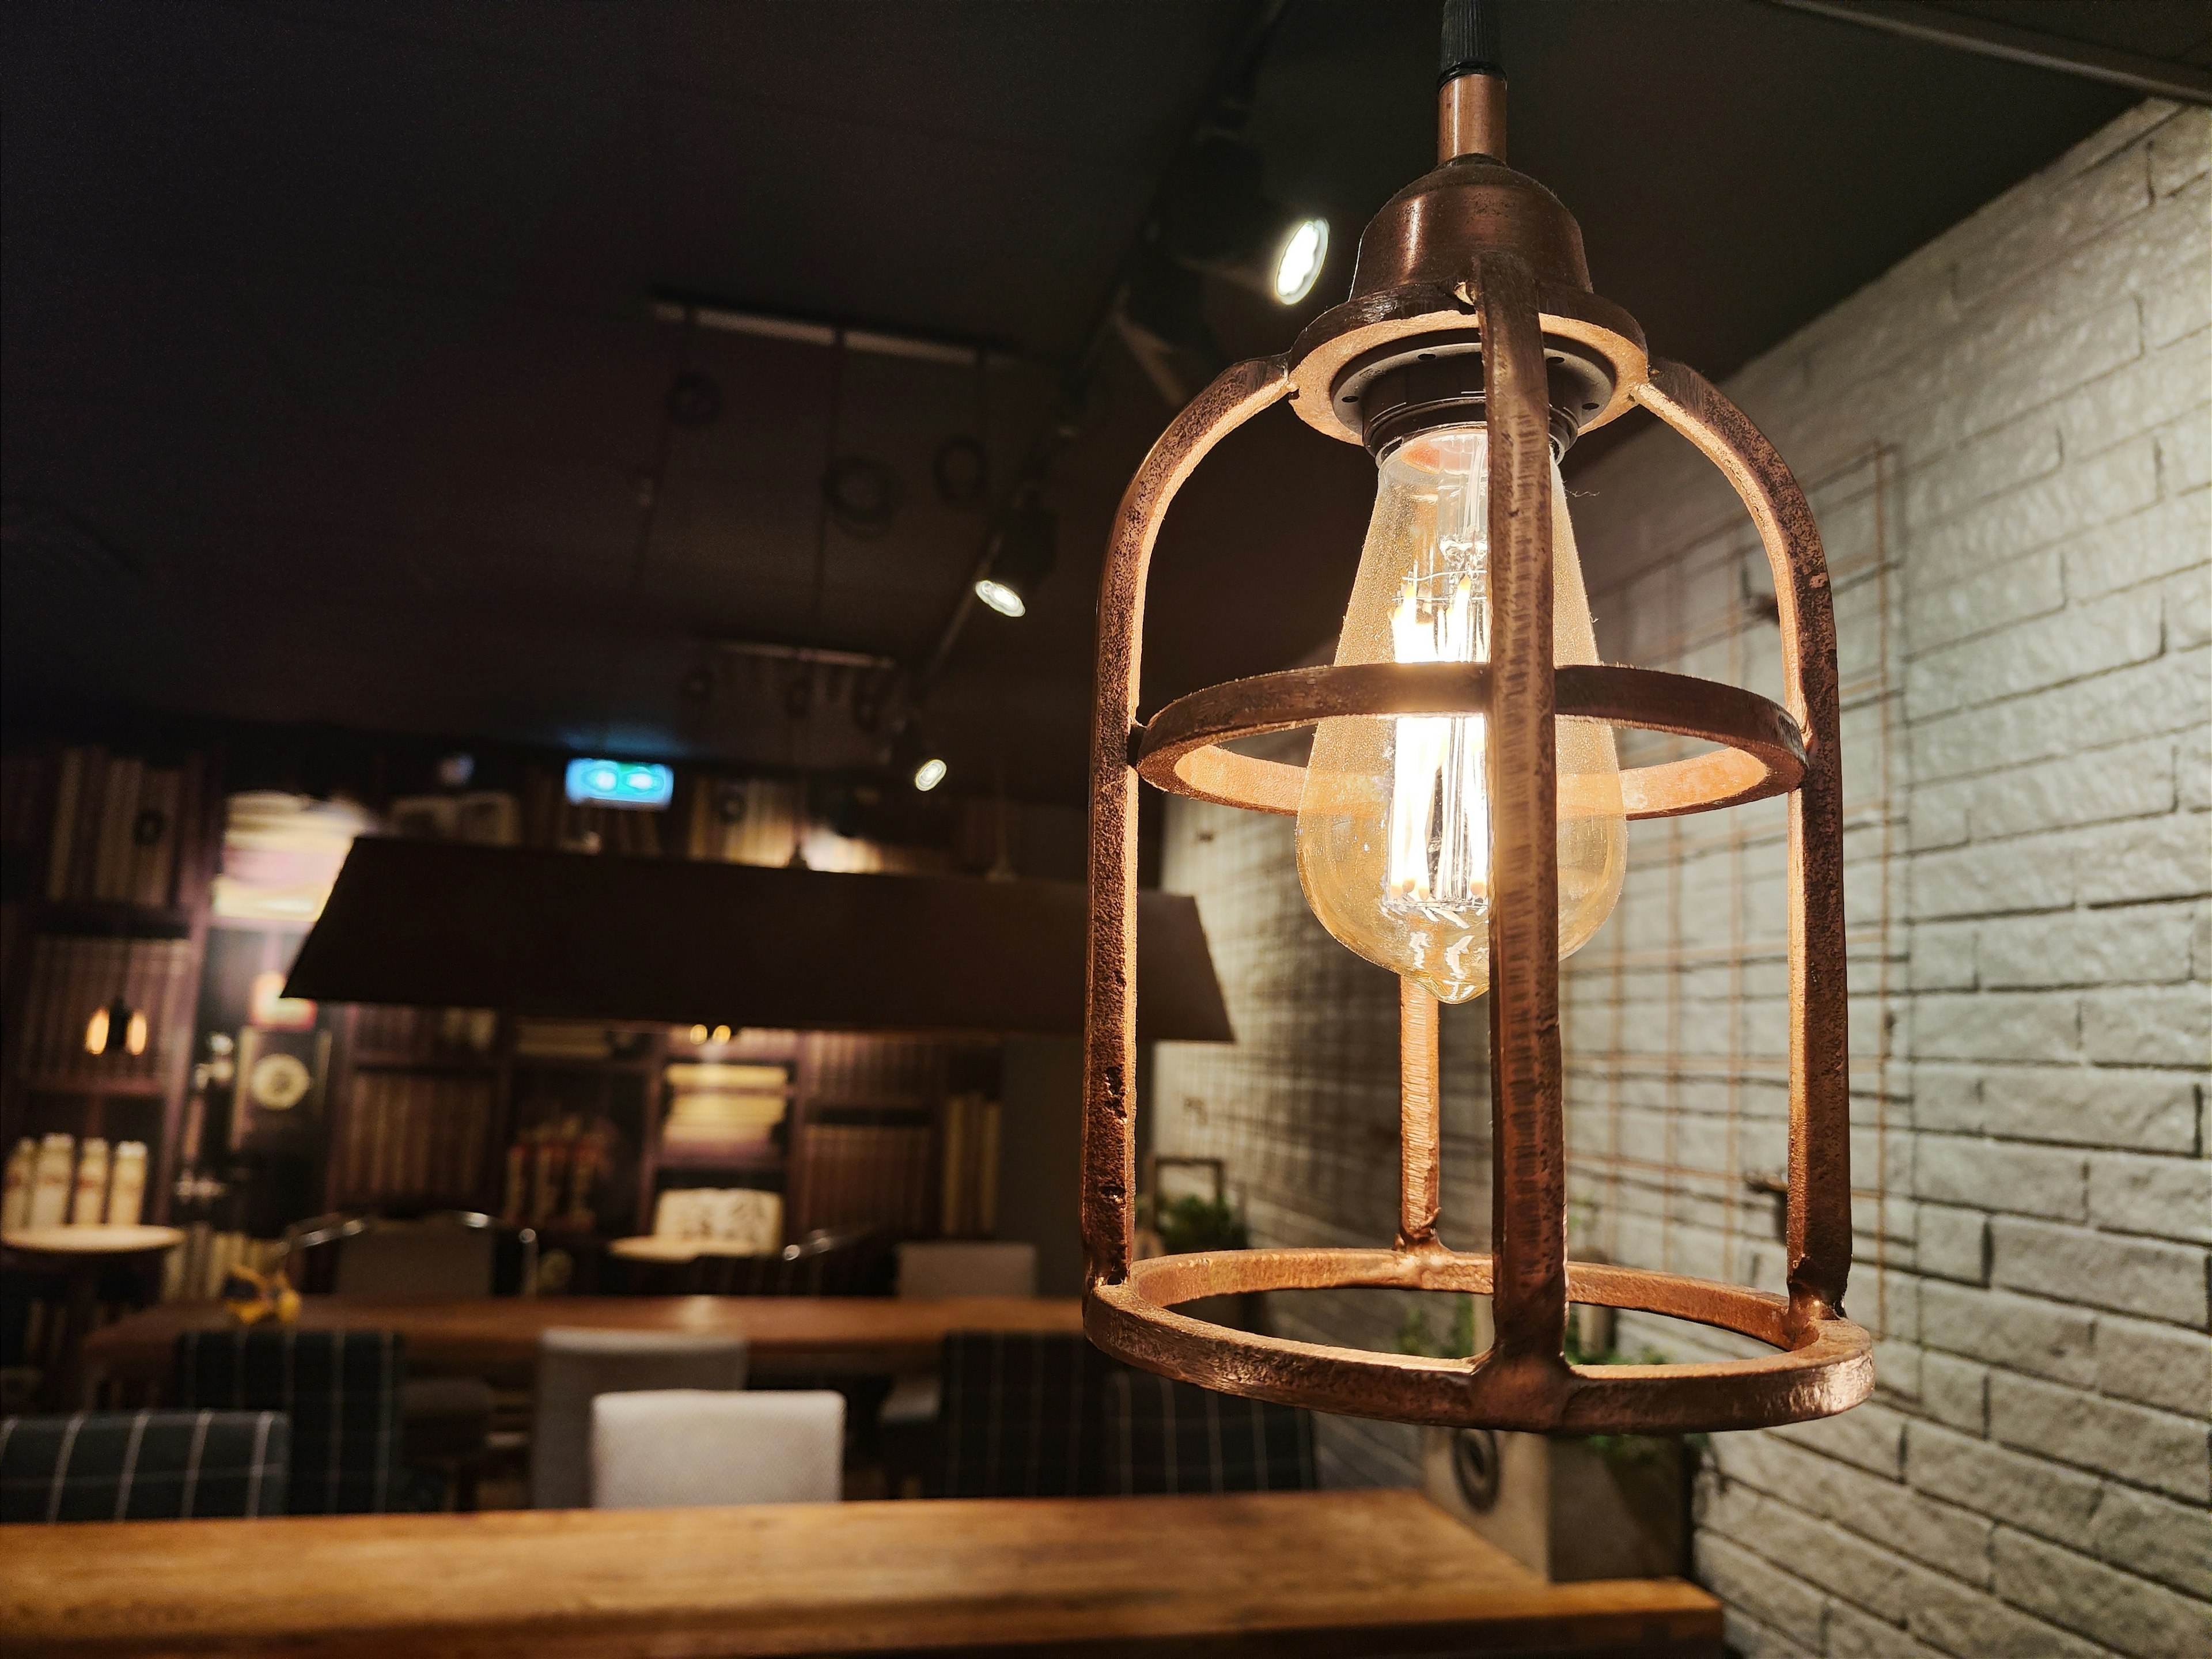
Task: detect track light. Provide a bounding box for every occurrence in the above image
[891,723,948,793]
[1158,133,1328,308]
[973,494,1058,620]
[1272,216,1330,304]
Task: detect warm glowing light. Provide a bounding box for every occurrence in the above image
[125,1010,149,1056]
[1272,217,1329,304]
[913,756,949,793]
[974,578,1026,618]
[688,1024,709,1044]
[710,1024,732,1044]
[84,1006,110,1055]
[1295,425,1626,1003]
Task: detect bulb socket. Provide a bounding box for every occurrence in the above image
[1331,328,1615,460]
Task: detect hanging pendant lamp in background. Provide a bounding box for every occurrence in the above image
[1079,0,1869,1434]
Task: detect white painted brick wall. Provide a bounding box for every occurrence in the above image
[1154,99,2208,1656]
[1562,99,2212,1657]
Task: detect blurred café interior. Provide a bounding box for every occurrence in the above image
[2,3,2206,1657]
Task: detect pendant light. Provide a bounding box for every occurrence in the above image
[1078,0,1869,1433]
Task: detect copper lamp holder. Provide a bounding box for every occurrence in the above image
[1078,69,1871,1434]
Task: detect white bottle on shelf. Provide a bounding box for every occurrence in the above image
[1,1139,36,1232]
[28,1134,75,1229]
[71,1137,110,1226]
[107,1141,149,1228]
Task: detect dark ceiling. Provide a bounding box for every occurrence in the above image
[1,1,2185,805]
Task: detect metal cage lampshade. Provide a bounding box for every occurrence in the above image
[1079,24,1872,1435]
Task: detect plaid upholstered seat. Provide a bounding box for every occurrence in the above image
[934,1331,1115,1498]
[1101,1368,1317,1495]
[172,1328,402,1514]
[0,1410,289,1522]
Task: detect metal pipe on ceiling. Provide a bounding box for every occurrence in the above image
[1763,0,2212,105]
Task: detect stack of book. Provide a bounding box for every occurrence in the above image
[661,1062,789,1158]
[11,937,196,1083]
[209,791,374,925]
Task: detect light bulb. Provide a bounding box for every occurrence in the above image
[974,578,1026,619]
[84,1005,110,1055]
[125,1010,149,1056]
[1295,425,1626,1003]
[912,756,948,793]
[1272,217,1329,304]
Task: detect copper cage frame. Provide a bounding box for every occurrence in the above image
[1079,97,1873,1435]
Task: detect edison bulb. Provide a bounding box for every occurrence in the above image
[1296,425,1626,1003]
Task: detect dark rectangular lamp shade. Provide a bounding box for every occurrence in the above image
[285,838,1233,1043]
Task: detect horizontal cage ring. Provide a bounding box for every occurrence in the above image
[1090,1247,1873,1435]
[1131,661,1805,821]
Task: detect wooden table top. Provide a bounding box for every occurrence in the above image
[0,1489,1722,1658]
[2,1225,183,1257]
[83,1294,1086,1382]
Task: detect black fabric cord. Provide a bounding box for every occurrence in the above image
[1440,0,1503,82]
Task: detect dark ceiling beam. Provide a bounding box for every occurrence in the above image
[1764,1,2212,105]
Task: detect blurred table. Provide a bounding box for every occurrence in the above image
[605,1235,773,1263]
[2,1225,184,1407]
[0,1488,1722,1658]
[82,1294,1085,1389]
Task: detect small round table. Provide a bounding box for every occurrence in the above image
[2,1225,185,1408]
[605,1236,776,1264]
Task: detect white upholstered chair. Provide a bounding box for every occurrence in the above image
[531,1328,748,1509]
[590,1389,843,1508]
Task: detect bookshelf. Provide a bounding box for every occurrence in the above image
[1,746,224,1226]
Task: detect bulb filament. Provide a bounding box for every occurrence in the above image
[1385,565,1490,925]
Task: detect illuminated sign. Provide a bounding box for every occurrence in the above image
[564,758,675,809]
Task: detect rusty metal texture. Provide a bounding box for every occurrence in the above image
[1476,252,1570,1376]
[1635,362,1851,1338]
[1399,982,1442,1251]
[1087,1249,1872,1434]
[1082,354,1293,1290]
[1131,660,1808,820]
[1281,144,1650,448]
[1440,72,1507,163]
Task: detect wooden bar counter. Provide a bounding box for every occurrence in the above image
[0,1489,1722,1658]
[82,1295,1085,1387]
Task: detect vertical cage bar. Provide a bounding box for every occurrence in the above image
[1397,979,1442,1250]
[1082,355,1292,1289]
[1477,252,1569,1361]
[1634,361,1851,1334]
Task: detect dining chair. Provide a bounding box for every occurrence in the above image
[172,1328,406,1514]
[933,1330,1113,1498]
[1100,1368,1318,1495]
[590,1388,843,1508]
[283,1211,537,1509]
[880,1241,1041,1437]
[893,1240,1037,1300]
[0,1409,290,1522]
[530,1328,748,1509]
